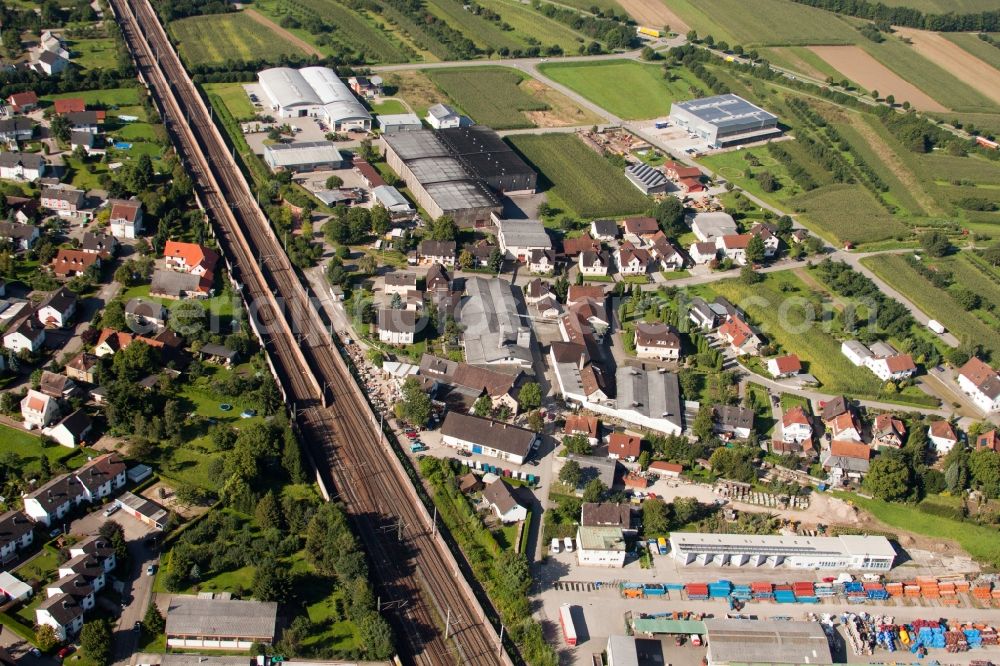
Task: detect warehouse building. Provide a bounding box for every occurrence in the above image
[576,525,627,567]
[703,618,833,666]
[263,141,345,172]
[669,533,896,570]
[381,131,501,227]
[376,113,422,133]
[460,277,533,368]
[624,163,668,194]
[437,127,537,194]
[441,411,536,464]
[670,94,781,149]
[166,595,277,650]
[582,365,684,436]
[496,218,551,260]
[371,185,414,216]
[258,67,371,130]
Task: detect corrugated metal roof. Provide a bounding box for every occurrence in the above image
[165,596,277,639]
[632,618,706,635]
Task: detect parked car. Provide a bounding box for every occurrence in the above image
[563,536,574,552]
[30,648,41,657]
[146,564,156,576]
[56,647,74,660]
[133,621,142,632]
[104,504,119,517]
[550,538,561,554]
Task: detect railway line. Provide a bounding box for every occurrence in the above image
[109,1,507,663]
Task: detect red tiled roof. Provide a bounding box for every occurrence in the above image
[608,432,641,458]
[977,430,999,451]
[564,414,599,438]
[831,440,871,460]
[51,249,99,276]
[929,420,957,441]
[561,237,601,257]
[721,233,752,249]
[623,472,648,488]
[884,354,916,373]
[53,98,85,114]
[719,315,754,348]
[649,461,682,474]
[771,355,801,375]
[622,217,659,235]
[566,285,605,304]
[959,357,1000,399]
[8,91,38,109]
[164,240,218,273]
[109,200,141,222]
[783,405,811,427]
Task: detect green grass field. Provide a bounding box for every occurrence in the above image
[539,60,705,120]
[508,133,650,218]
[862,37,999,113]
[203,83,256,120]
[701,272,885,396]
[833,120,927,217]
[875,0,1000,11]
[790,184,908,245]
[838,491,1000,568]
[669,0,861,46]
[371,99,408,116]
[861,254,1000,357]
[171,12,306,66]
[425,67,546,129]
[255,0,413,62]
[760,46,846,80]
[942,33,1000,71]
[425,0,523,52]
[70,37,119,70]
[476,0,588,51]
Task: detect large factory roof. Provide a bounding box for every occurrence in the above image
[614,365,682,430]
[671,533,896,558]
[673,94,777,129]
[704,618,832,665]
[423,181,498,211]
[406,157,470,184]
[258,67,321,108]
[258,66,369,124]
[382,130,451,161]
[437,126,535,179]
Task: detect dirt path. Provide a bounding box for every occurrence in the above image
[242,8,323,58]
[520,78,603,127]
[894,26,1000,107]
[616,0,689,32]
[809,45,948,112]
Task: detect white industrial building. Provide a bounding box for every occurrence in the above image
[460,277,533,368]
[377,113,422,133]
[257,67,371,131]
[576,526,626,567]
[263,141,345,172]
[496,218,552,261]
[669,533,896,570]
[669,94,781,149]
[582,366,685,436]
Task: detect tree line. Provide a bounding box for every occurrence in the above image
[788,0,1000,32]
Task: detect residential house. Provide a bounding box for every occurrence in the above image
[549,341,608,405]
[0,221,40,250]
[43,410,93,448]
[749,223,780,257]
[124,298,167,333]
[767,354,802,378]
[828,410,862,442]
[791,229,810,244]
[6,196,38,224]
[65,111,103,134]
[872,413,906,449]
[688,241,718,265]
[80,232,117,259]
[842,340,874,367]
[45,576,95,614]
[53,98,85,115]
[377,308,417,345]
[866,353,917,382]
[529,249,555,275]
[70,130,97,154]
[524,279,551,304]
[39,371,76,400]
[458,473,483,494]
[823,440,871,484]
[820,396,851,423]
[3,314,46,353]
[418,240,456,267]
[440,411,536,465]
[36,594,84,640]
[75,453,127,502]
[648,461,683,478]
[928,420,958,454]
[581,502,636,535]
[975,430,999,452]
[0,511,34,564]
[108,199,143,239]
[348,75,382,97]
[607,432,641,462]
[576,525,626,568]
[7,91,38,113]
[590,219,619,242]
[150,269,212,299]
[23,473,86,526]
[633,322,680,361]
[717,234,752,265]
[93,328,164,358]
[64,353,98,384]
[957,357,1000,413]
[650,237,684,270]
[780,406,813,444]
[482,480,527,523]
[21,389,59,429]
[425,263,451,293]
[419,354,521,414]
[615,242,652,276]
[467,239,495,268]
[384,272,417,297]
[578,250,610,277]
[425,103,465,129]
[560,236,601,259]
[34,50,69,76]
[687,296,728,330]
[0,117,33,144]
[164,240,218,277]
[51,249,100,279]
[36,287,77,328]
[563,414,600,446]
[0,152,45,181]
[40,186,86,217]
[690,212,738,241]
[718,315,762,355]
[713,405,754,440]
[622,217,659,237]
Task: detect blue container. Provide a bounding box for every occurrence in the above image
[644,585,666,596]
[665,583,685,590]
[795,596,819,603]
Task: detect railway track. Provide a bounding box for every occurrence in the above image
[109,1,508,664]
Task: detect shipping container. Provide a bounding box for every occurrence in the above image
[559,604,577,646]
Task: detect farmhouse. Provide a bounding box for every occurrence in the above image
[258,66,371,130]
[957,357,1000,413]
[263,141,345,172]
[441,411,536,464]
[624,162,668,194]
[496,218,551,261]
[166,595,278,650]
[669,94,781,149]
[381,130,501,227]
[482,480,527,523]
[633,322,680,360]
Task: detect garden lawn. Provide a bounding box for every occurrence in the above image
[838,492,1000,568]
[70,37,119,70]
[508,133,650,218]
[170,12,307,67]
[425,67,547,129]
[203,83,256,120]
[861,254,1000,357]
[43,88,143,115]
[0,425,95,474]
[538,60,706,120]
[370,99,408,116]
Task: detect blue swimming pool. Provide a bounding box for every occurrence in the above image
[114,142,132,150]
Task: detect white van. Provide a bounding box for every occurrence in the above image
[563,536,574,552]
[550,538,562,554]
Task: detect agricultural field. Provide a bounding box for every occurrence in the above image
[385,70,441,119]
[790,184,909,245]
[203,83,256,120]
[255,0,415,62]
[507,133,650,218]
[942,33,1000,72]
[170,12,307,67]
[538,60,706,120]
[425,67,598,129]
[475,0,590,52]
[893,28,1000,108]
[668,0,861,47]
[615,0,689,32]
[875,0,1000,11]
[424,0,523,53]
[809,45,947,111]
[861,253,1000,357]
[759,46,844,81]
